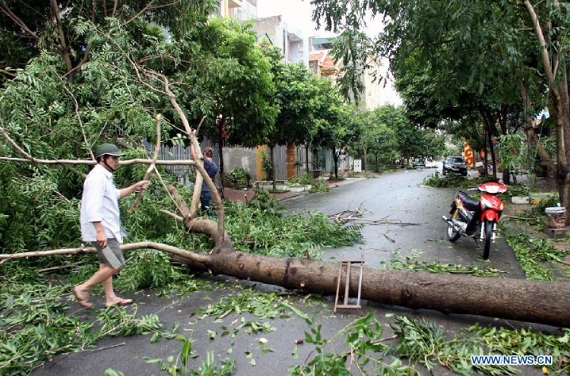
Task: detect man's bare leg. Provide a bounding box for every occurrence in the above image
[101,265,133,307]
[74,264,117,308]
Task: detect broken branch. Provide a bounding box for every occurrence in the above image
[128,113,162,215]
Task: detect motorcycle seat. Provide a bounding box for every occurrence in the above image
[457,191,480,211]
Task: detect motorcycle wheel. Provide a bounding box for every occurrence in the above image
[447,223,461,242]
[483,220,493,260]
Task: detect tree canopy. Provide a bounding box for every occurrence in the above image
[312,0,570,214]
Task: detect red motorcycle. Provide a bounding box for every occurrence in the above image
[442,181,507,259]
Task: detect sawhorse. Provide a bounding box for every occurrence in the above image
[333,253,364,314]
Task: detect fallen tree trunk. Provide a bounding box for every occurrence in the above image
[4,240,569,328]
[175,248,570,328]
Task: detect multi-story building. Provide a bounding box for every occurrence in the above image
[253,16,308,65]
[219,0,257,20]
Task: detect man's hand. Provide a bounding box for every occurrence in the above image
[94,226,107,248]
[96,231,107,248]
[120,180,149,199]
[134,180,149,192]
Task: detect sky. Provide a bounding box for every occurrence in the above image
[256,0,323,35]
[256,0,383,37]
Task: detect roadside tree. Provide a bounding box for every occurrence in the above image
[181,17,277,183]
[313,84,361,179]
[266,60,319,190]
[311,0,570,221]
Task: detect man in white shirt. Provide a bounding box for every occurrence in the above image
[73,143,148,309]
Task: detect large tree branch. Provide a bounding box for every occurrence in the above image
[0,156,196,167]
[523,1,554,87]
[49,0,74,74]
[151,72,225,245]
[128,114,162,215]
[0,242,211,265]
[0,125,195,166]
[0,4,39,40]
[518,82,556,177]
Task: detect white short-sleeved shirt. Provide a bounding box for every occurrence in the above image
[80,164,125,243]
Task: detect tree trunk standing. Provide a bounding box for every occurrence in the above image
[519,83,556,176]
[304,142,310,175]
[174,248,570,328]
[375,153,379,171]
[216,118,226,197]
[332,145,339,179]
[485,128,498,180]
[553,76,570,224]
[270,145,277,192]
[521,0,570,225]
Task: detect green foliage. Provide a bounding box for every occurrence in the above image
[380,250,503,277]
[260,150,273,180]
[269,62,320,146]
[0,272,96,375]
[470,324,570,375]
[391,316,515,375]
[116,250,186,291]
[309,179,332,193]
[224,200,363,258]
[504,232,569,281]
[393,315,570,375]
[285,300,570,376]
[145,337,236,376]
[0,171,82,252]
[227,167,249,181]
[241,189,283,215]
[310,0,567,189]
[498,133,530,175]
[285,306,418,375]
[502,184,530,201]
[95,306,163,337]
[369,105,439,163]
[196,288,288,320]
[289,172,313,186]
[0,263,169,375]
[187,17,278,149]
[288,173,332,193]
[422,171,472,188]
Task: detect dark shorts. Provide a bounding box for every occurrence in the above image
[92,238,125,269]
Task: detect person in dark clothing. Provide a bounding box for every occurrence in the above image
[200,147,218,215]
[191,146,218,216]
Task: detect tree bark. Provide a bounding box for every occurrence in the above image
[522,0,570,224]
[4,242,569,328]
[173,248,570,328]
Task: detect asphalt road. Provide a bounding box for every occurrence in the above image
[32,166,549,376]
[286,166,525,277]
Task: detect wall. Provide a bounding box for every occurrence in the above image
[222,146,257,179]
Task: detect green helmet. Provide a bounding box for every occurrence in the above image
[95,143,125,158]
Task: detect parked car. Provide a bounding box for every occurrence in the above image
[442,156,468,176]
[412,157,426,168]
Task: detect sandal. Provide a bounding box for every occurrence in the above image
[105,298,133,308]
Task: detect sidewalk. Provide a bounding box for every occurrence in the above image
[222,177,364,203]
